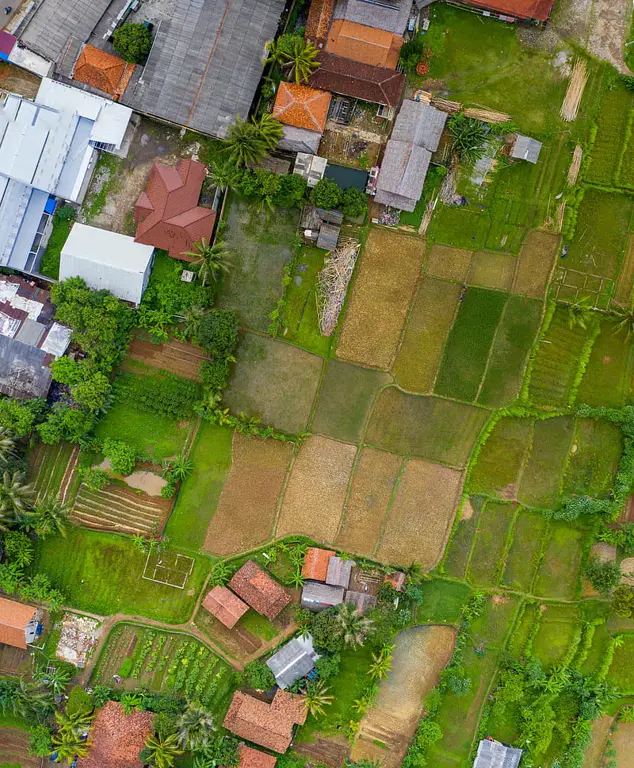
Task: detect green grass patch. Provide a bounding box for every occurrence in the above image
[312,359,391,443]
[534,523,585,601]
[282,246,331,356]
[518,416,575,509]
[39,216,71,279]
[165,422,233,551]
[32,527,208,622]
[415,579,471,624]
[532,619,580,669]
[586,85,633,186]
[607,634,634,693]
[443,502,482,579]
[563,418,623,498]
[427,205,491,252]
[478,296,543,407]
[577,318,633,407]
[579,621,610,676]
[434,288,507,402]
[502,509,549,593]
[366,389,489,467]
[507,602,540,657]
[469,417,531,498]
[82,153,121,222]
[467,502,515,587]
[236,610,278,641]
[470,594,521,651]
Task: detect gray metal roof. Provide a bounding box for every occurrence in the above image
[511,135,542,164]
[317,222,340,250]
[375,140,430,212]
[333,0,412,35]
[301,581,345,611]
[473,740,523,768]
[279,125,322,155]
[266,636,318,689]
[391,100,447,152]
[344,591,377,615]
[0,335,52,399]
[326,557,353,588]
[124,0,285,138]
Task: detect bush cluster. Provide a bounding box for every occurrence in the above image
[114,372,201,420]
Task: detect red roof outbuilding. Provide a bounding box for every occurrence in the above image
[228,560,292,620]
[237,745,278,768]
[203,586,249,629]
[457,0,555,22]
[302,547,335,582]
[224,689,307,753]
[134,159,215,260]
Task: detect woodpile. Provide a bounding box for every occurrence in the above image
[416,60,430,76]
[316,239,360,336]
[463,107,511,123]
[560,59,588,122]
[567,144,583,186]
[432,97,462,114]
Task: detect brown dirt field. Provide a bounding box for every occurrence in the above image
[295,735,350,768]
[613,720,634,767]
[0,62,40,99]
[203,433,293,556]
[425,244,473,282]
[467,251,517,291]
[512,230,561,297]
[276,436,357,543]
[0,727,43,767]
[582,715,614,768]
[0,644,31,676]
[376,459,464,568]
[336,229,425,369]
[616,235,634,305]
[352,625,456,768]
[125,332,208,381]
[193,604,262,662]
[335,447,403,557]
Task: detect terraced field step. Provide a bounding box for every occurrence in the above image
[71,483,168,536]
[357,716,407,747]
[80,486,166,517]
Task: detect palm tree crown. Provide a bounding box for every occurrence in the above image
[0,470,34,524]
[181,239,231,286]
[224,116,267,167]
[336,603,374,647]
[0,428,15,466]
[304,681,333,718]
[23,494,69,539]
[143,733,184,768]
[176,702,216,751]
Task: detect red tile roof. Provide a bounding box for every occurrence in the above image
[203,586,249,629]
[306,0,335,43]
[384,571,406,591]
[302,547,335,582]
[228,561,292,620]
[224,689,307,753]
[273,82,332,132]
[459,0,555,21]
[134,159,216,260]
[79,701,152,768]
[237,745,278,768]
[72,44,135,98]
[0,597,36,649]
[325,21,403,69]
[308,53,405,108]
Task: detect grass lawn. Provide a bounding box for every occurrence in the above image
[415,579,471,624]
[311,359,391,443]
[427,205,491,252]
[32,527,208,623]
[467,502,515,587]
[165,422,233,551]
[607,635,634,693]
[517,416,575,509]
[39,215,71,279]
[577,319,633,408]
[563,419,622,498]
[532,618,581,670]
[470,594,521,651]
[282,246,331,356]
[434,287,508,402]
[502,509,549,593]
[443,500,482,579]
[468,417,531,498]
[534,523,586,601]
[235,610,278,641]
[217,195,299,332]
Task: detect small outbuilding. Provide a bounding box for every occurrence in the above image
[473,738,523,768]
[0,597,40,649]
[236,745,277,768]
[203,586,249,629]
[510,135,542,164]
[266,634,319,689]
[224,688,307,753]
[302,547,335,582]
[326,557,354,589]
[301,581,345,612]
[344,591,377,615]
[60,224,154,306]
[229,561,292,620]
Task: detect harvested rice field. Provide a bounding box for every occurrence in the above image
[223,332,323,434]
[336,229,425,368]
[512,230,560,297]
[424,244,472,281]
[375,459,464,568]
[517,416,575,509]
[275,436,356,543]
[335,447,403,558]
[467,251,517,291]
[202,433,293,556]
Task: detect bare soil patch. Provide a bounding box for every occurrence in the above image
[376,459,464,568]
[337,229,425,369]
[512,230,560,297]
[425,244,473,282]
[0,727,43,767]
[125,471,167,497]
[276,436,357,543]
[0,61,40,99]
[587,0,630,74]
[335,447,403,557]
[613,720,634,766]
[295,735,350,768]
[582,715,614,768]
[203,433,293,556]
[352,625,456,768]
[0,643,31,676]
[124,332,208,381]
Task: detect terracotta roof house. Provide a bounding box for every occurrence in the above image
[237,745,277,768]
[302,547,335,582]
[79,701,153,768]
[274,82,332,155]
[224,688,307,752]
[229,561,292,620]
[306,0,335,44]
[455,0,555,23]
[308,52,405,108]
[325,20,403,69]
[134,159,216,260]
[0,597,39,649]
[203,586,249,629]
[72,44,135,99]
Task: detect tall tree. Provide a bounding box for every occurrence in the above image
[142,733,184,768]
[304,681,333,718]
[23,495,70,539]
[208,158,243,193]
[34,666,71,697]
[0,427,15,466]
[336,603,374,647]
[283,37,320,85]
[181,240,232,286]
[176,702,216,751]
[254,112,284,150]
[567,295,595,330]
[51,729,91,764]
[0,470,33,521]
[224,116,267,167]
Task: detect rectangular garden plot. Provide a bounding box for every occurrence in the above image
[336,228,425,369]
[586,85,633,186]
[392,277,461,393]
[282,245,330,356]
[507,601,540,657]
[534,523,585,600]
[502,509,548,592]
[512,230,560,298]
[434,287,508,402]
[366,389,489,467]
[576,319,633,408]
[468,417,532,499]
[466,501,515,587]
[531,611,581,670]
[607,634,634,693]
[517,416,574,508]
[467,251,517,291]
[470,594,521,651]
[28,440,78,503]
[562,418,622,499]
[424,244,473,281]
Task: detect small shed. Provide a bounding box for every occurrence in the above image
[302,547,335,582]
[317,222,341,250]
[344,591,377,615]
[384,571,406,591]
[326,557,354,589]
[0,597,39,649]
[294,153,328,187]
[511,135,542,164]
[266,634,319,689]
[473,738,523,768]
[202,586,249,629]
[301,581,345,612]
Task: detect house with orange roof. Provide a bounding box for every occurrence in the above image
[202,586,249,629]
[237,745,277,768]
[0,597,40,649]
[79,701,152,768]
[224,689,307,752]
[302,547,335,582]
[325,20,403,69]
[72,44,135,100]
[274,82,332,155]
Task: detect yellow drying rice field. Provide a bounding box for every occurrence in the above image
[376,459,464,567]
[467,251,517,291]
[275,435,357,542]
[424,244,473,281]
[203,433,293,555]
[336,229,425,369]
[335,447,403,557]
[512,230,560,297]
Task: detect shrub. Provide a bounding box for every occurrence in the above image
[67,686,94,716]
[197,310,239,358]
[28,724,53,757]
[448,114,487,163]
[112,23,152,63]
[613,585,634,618]
[583,556,621,597]
[81,467,110,491]
[38,404,94,445]
[4,532,34,568]
[341,187,367,219]
[54,204,76,222]
[200,359,230,391]
[273,173,308,208]
[244,660,276,690]
[314,652,341,681]
[399,36,425,73]
[114,372,201,420]
[0,398,46,437]
[310,178,342,210]
[310,607,344,652]
[102,438,136,476]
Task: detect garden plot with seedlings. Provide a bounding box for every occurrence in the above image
[28,441,79,503]
[512,230,561,298]
[217,195,299,333]
[375,458,464,568]
[469,417,532,499]
[223,332,323,434]
[0,728,41,768]
[517,416,575,509]
[335,447,403,558]
[466,501,515,587]
[366,388,489,468]
[124,331,208,381]
[576,318,634,408]
[142,550,194,589]
[502,509,549,592]
[336,228,425,369]
[275,436,356,542]
[202,433,293,556]
[563,418,622,498]
[534,522,587,600]
[585,84,633,186]
[551,266,615,309]
[311,360,392,443]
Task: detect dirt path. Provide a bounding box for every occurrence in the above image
[583,714,614,768]
[587,0,631,74]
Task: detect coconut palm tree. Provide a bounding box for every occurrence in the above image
[0,428,15,466]
[163,456,194,482]
[254,112,284,150]
[304,681,333,718]
[54,708,95,736]
[34,666,72,697]
[268,36,319,85]
[209,561,232,587]
[567,295,594,330]
[176,702,216,751]
[0,470,33,521]
[612,303,634,338]
[224,116,267,167]
[51,729,91,764]
[336,604,374,647]
[22,495,69,539]
[181,239,232,286]
[182,306,209,340]
[369,647,393,681]
[142,733,184,768]
[208,158,243,193]
[264,38,286,69]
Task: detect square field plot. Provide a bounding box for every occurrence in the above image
[470,594,521,651]
[577,319,634,408]
[467,251,517,291]
[563,419,622,499]
[223,333,323,434]
[143,551,195,589]
[469,417,532,500]
[532,612,581,670]
[466,501,515,587]
[336,228,425,369]
[366,388,489,468]
[534,523,586,600]
[425,244,473,281]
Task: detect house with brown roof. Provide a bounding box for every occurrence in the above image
[302,547,335,582]
[237,745,277,768]
[72,44,135,99]
[134,159,216,260]
[306,0,335,45]
[79,701,153,768]
[309,52,405,108]
[0,597,39,649]
[274,82,332,154]
[203,586,249,629]
[325,20,403,69]
[229,561,292,620]
[224,689,307,752]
